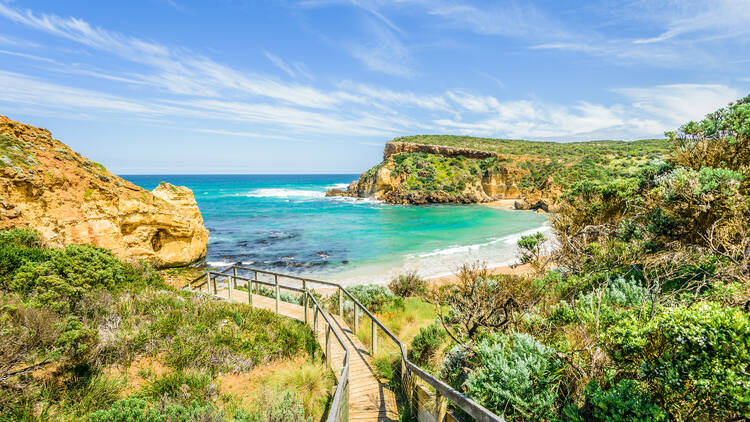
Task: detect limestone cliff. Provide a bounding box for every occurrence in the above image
[0,115,208,267]
[329,141,560,209]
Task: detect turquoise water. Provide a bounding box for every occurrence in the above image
[123,175,548,284]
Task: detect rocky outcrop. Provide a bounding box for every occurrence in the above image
[329,141,559,209]
[0,115,208,267]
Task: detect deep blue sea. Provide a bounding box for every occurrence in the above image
[122,174,548,285]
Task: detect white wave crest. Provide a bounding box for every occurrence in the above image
[327,183,351,189]
[416,223,552,258]
[246,188,325,198]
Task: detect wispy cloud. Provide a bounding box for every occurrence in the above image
[264,51,315,80]
[531,0,750,67]
[0,2,743,147]
[349,17,414,77]
[264,51,298,78]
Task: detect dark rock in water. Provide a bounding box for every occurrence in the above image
[281,255,294,260]
[341,260,349,265]
[316,251,330,259]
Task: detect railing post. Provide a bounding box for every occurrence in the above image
[247,273,253,306]
[211,273,217,295]
[275,274,280,314]
[253,271,258,294]
[354,305,359,333]
[314,307,318,333]
[232,266,237,288]
[401,353,410,408]
[371,317,377,356]
[325,324,331,366]
[303,280,308,326]
[435,391,447,422]
[338,287,343,316]
[227,274,232,301]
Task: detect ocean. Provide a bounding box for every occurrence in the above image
[123,174,549,285]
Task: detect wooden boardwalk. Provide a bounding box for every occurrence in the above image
[210,285,400,422]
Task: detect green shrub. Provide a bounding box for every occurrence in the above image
[143,370,215,405]
[408,323,446,369]
[90,398,163,422]
[89,398,223,422]
[457,332,562,421]
[564,379,666,422]
[439,344,472,390]
[388,271,427,298]
[606,302,750,420]
[1,234,161,313]
[256,286,303,305]
[333,284,403,313]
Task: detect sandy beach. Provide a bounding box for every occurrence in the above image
[480,199,518,210]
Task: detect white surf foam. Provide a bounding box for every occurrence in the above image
[246,188,325,199]
[415,223,553,258]
[327,182,352,189]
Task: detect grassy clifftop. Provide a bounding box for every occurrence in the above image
[393,135,668,159]
[334,135,670,206]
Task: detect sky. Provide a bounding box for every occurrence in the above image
[0,0,748,174]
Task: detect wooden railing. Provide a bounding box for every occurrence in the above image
[183,265,504,422]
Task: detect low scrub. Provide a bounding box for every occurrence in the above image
[388,271,427,298]
[0,229,324,420]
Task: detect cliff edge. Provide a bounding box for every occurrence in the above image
[0,115,208,267]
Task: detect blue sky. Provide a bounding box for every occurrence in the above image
[0,0,748,173]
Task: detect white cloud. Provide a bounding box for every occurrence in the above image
[614,83,740,128]
[432,84,741,140]
[0,70,171,115]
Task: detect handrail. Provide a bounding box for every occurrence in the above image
[202,265,504,422]
[188,268,350,422]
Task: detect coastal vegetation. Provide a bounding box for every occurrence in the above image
[340,97,750,421]
[0,229,332,421]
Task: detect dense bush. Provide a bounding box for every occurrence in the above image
[408,323,446,370]
[388,271,427,298]
[564,380,666,422]
[442,332,561,421]
[0,229,160,313]
[606,302,750,420]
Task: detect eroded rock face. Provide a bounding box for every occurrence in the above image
[0,115,208,267]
